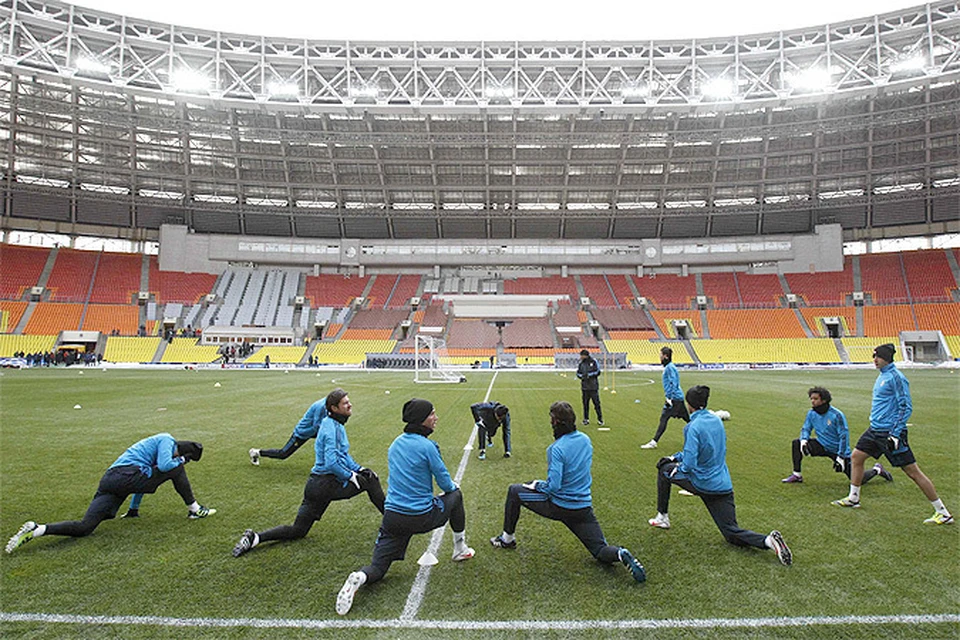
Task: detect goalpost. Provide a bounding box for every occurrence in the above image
[414,334,465,383]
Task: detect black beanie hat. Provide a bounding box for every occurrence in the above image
[402,398,434,425]
[685,385,711,411]
[873,343,896,362]
[580,349,590,357]
[177,440,203,462]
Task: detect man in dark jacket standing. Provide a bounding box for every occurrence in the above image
[576,350,603,426]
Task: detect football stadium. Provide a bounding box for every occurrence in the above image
[0,1,958,637]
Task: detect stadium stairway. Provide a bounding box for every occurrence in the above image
[76,251,102,330]
[681,339,700,365]
[698,307,711,339]
[13,301,36,334]
[644,306,666,340]
[855,305,865,337]
[151,338,168,362]
[793,308,815,338]
[946,249,960,287]
[834,338,851,364]
[36,246,58,291]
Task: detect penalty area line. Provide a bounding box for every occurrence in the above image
[1,612,957,631]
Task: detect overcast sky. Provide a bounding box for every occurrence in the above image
[77,0,918,41]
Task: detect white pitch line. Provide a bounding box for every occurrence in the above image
[2,611,956,631]
[398,371,499,622]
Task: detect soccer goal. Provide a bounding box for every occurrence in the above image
[414,334,465,383]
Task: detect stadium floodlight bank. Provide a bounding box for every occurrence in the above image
[414,334,465,384]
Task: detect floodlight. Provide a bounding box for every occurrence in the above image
[620,82,649,99]
[171,68,211,93]
[702,78,735,99]
[75,56,111,77]
[890,55,925,74]
[267,81,299,98]
[484,86,514,99]
[788,68,832,92]
[348,85,379,99]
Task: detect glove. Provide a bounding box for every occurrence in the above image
[668,465,679,478]
[665,398,673,407]
[887,435,900,451]
[799,440,810,456]
[521,480,541,491]
[349,472,361,490]
[120,509,139,519]
[475,421,484,431]
[833,457,846,473]
[442,483,460,495]
[358,467,378,480]
[656,456,676,470]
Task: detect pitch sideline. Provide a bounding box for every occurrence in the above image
[1,611,956,631]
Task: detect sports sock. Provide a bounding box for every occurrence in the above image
[34,524,47,537]
[501,532,515,544]
[793,472,802,477]
[931,499,950,516]
[252,532,261,547]
[453,531,465,546]
[848,485,861,502]
[187,501,200,513]
[764,534,774,549]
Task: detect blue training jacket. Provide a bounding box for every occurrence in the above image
[384,432,457,515]
[674,409,732,494]
[870,362,912,437]
[311,415,361,483]
[292,399,328,440]
[662,362,683,401]
[800,406,851,457]
[110,433,184,477]
[532,430,593,509]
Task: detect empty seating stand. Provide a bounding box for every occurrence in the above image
[632,274,697,310]
[0,244,49,300]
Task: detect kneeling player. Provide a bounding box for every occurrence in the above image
[648,386,792,566]
[335,399,474,615]
[489,401,646,583]
[6,433,213,553]
[781,386,892,485]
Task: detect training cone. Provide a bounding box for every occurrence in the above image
[417,551,439,566]
[73,404,82,409]
[214,382,221,388]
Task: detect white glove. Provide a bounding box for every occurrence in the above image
[665,398,673,407]
[475,421,484,430]
[800,440,810,456]
[349,472,361,490]
[887,435,900,451]
[521,480,541,490]
[668,465,679,478]
[833,456,846,473]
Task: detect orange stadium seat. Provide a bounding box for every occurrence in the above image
[901,250,956,303]
[89,252,142,304]
[0,244,50,300]
[45,249,98,302]
[860,253,909,304]
[632,274,697,310]
[304,274,369,307]
[862,305,916,336]
[24,303,83,334]
[707,309,805,339]
[81,304,140,335]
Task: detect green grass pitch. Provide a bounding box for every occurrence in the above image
[1,367,958,639]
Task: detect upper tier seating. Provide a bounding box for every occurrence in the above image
[632,274,697,309]
[860,253,909,304]
[503,276,578,297]
[365,274,398,309]
[46,249,97,302]
[81,304,139,335]
[304,274,369,307]
[700,273,740,309]
[149,257,217,304]
[591,308,654,331]
[0,301,28,332]
[446,319,500,349]
[0,244,49,300]
[913,302,960,335]
[24,303,82,334]
[706,309,805,339]
[89,252,142,304]
[579,275,618,308]
[349,308,408,331]
[736,273,784,308]
[388,275,422,308]
[649,310,702,338]
[800,306,857,336]
[607,275,636,308]
[552,300,581,327]
[901,250,956,303]
[784,258,854,306]
[418,302,448,329]
[502,318,554,349]
[862,305,916,336]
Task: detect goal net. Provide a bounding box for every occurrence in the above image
[414,334,464,384]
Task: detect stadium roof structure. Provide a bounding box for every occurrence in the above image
[0,0,958,242]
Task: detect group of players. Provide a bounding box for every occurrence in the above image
[5,341,953,616]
